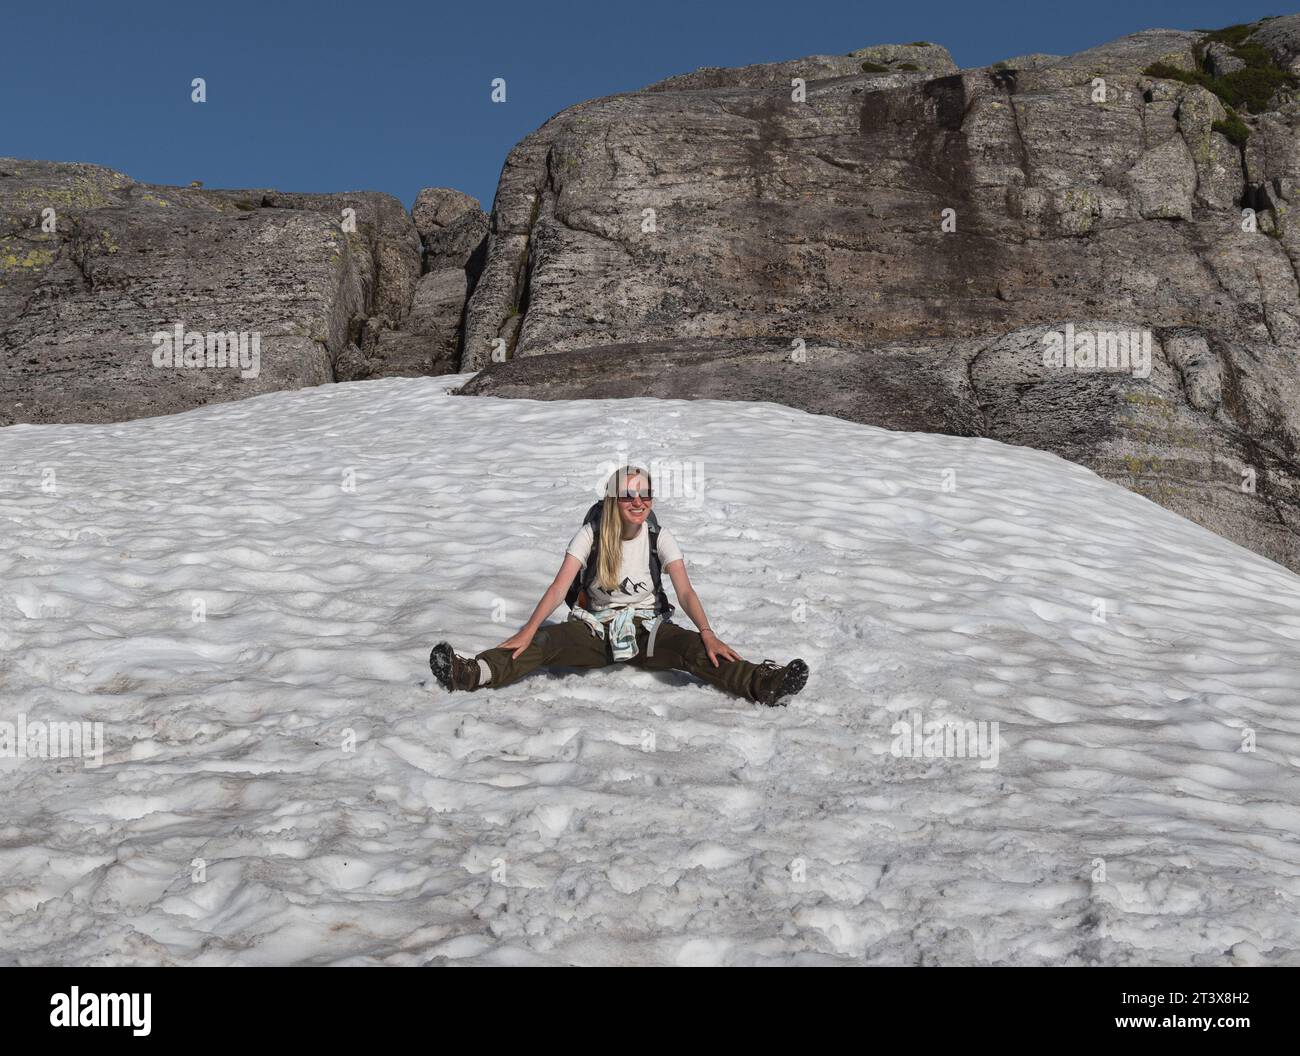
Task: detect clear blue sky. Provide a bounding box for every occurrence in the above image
[3,0,1281,210]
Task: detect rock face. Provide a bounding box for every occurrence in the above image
[391,189,489,376]
[0,161,480,423]
[457,21,1300,573]
[644,40,957,92]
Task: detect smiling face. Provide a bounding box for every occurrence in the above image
[615,471,653,533]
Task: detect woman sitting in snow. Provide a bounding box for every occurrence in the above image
[430,465,808,706]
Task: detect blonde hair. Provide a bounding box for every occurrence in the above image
[595,465,653,592]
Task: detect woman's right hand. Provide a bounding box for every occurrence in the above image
[495,628,536,659]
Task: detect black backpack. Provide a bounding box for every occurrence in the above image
[564,501,675,619]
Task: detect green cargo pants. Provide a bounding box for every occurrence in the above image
[475,616,768,702]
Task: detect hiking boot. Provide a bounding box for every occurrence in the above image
[751,658,808,707]
[429,642,481,692]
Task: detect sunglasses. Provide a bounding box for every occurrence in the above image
[616,491,653,502]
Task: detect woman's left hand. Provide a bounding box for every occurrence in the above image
[700,629,741,667]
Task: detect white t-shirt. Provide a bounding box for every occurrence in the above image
[566,522,683,610]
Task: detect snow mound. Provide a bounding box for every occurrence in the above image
[1,375,1298,965]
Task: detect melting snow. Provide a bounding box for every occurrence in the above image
[1,375,1298,965]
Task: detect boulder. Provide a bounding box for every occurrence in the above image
[411,187,480,243]
[1204,41,1247,77]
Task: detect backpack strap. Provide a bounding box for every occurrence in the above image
[564,502,603,612]
[646,514,675,620]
